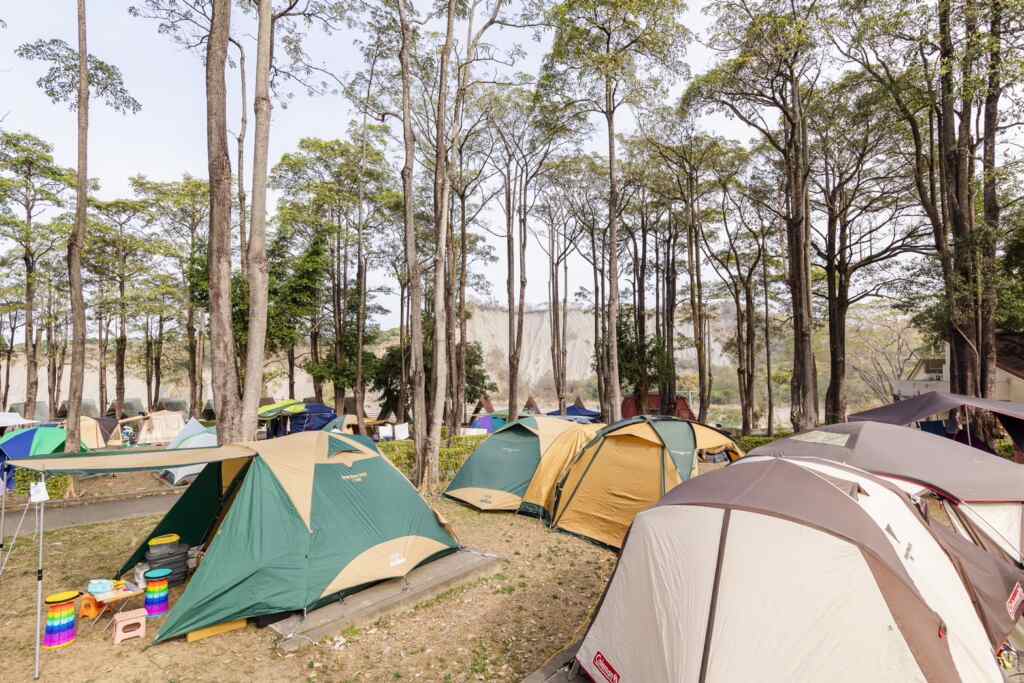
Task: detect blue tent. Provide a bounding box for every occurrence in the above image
[470,415,507,433]
[546,404,602,423]
[288,402,337,434]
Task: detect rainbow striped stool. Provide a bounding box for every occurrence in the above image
[43,591,80,650]
[144,568,171,618]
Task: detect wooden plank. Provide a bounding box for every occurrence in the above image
[186,619,247,642]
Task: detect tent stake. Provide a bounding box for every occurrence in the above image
[32,473,45,681]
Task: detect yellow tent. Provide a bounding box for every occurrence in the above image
[521,422,603,518]
[551,417,742,549]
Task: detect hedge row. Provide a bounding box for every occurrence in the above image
[379,435,487,480]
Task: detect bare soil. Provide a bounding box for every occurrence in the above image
[1,496,616,682]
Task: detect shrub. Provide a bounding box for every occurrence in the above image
[379,435,486,481]
[734,433,791,454]
[13,468,71,499]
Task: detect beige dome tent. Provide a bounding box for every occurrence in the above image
[573,457,1024,682]
[135,410,186,445]
[748,421,1024,563]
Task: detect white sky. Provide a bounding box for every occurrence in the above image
[0,1,747,329]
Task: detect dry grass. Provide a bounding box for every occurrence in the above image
[1,497,615,682]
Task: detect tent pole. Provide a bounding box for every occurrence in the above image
[32,473,45,681]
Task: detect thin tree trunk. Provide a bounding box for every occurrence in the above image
[239,0,272,440]
[286,344,295,400]
[206,0,242,443]
[398,0,427,478]
[604,94,623,423]
[235,41,248,278]
[761,237,774,436]
[422,0,457,492]
[66,0,88,452]
[23,254,37,420]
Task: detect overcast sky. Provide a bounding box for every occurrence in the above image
[0,2,747,330]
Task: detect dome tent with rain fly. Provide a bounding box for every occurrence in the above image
[570,457,1024,682]
[748,420,1024,562]
[11,430,458,644]
[550,416,742,549]
[445,416,598,512]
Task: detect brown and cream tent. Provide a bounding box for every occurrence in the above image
[748,421,1024,561]
[135,409,187,445]
[550,416,742,549]
[574,457,1022,682]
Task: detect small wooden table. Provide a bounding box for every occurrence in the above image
[89,587,145,630]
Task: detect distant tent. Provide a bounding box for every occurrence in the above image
[850,390,1024,451]
[10,431,459,643]
[162,418,219,486]
[261,401,338,437]
[522,396,541,414]
[469,414,506,433]
[9,402,50,422]
[57,399,99,418]
[621,393,696,420]
[471,396,495,418]
[0,426,86,493]
[201,400,216,420]
[288,402,337,433]
[157,398,189,419]
[75,417,108,450]
[546,400,601,423]
[137,410,186,445]
[551,416,742,548]
[445,416,585,511]
[106,398,146,418]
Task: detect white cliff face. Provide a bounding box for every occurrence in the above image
[463,303,732,400]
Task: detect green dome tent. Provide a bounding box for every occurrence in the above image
[445,416,583,511]
[13,430,458,643]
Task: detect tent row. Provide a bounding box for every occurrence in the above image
[445,415,743,548]
[567,421,1024,682]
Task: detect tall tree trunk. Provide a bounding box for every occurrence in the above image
[980,0,1002,399]
[186,298,199,417]
[235,41,248,278]
[310,325,323,402]
[506,169,519,421]
[397,283,407,423]
[23,255,37,420]
[239,0,272,440]
[761,238,774,436]
[421,0,457,492]
[686,188,709,422]
[786,75,818,431]
[286,344,295,400]
[206,0,242,443]
[97,312,108,414]
[115,295,126,418]
[153,315,163,407]
[603,93,623,423]
[398,0,427,474]
[66,0,88,452]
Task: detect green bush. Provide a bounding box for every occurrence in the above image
[13,468,71,499]
[734,433,791,454]
[379,435,486,480]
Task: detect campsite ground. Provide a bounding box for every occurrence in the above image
[2,496,616,682]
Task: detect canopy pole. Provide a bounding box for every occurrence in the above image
[1,464,7,557]
[32,473,45,681]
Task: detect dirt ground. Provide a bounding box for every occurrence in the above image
[1,496,616,682]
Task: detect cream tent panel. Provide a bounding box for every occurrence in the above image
[706,511,926,682]
[790,459,1002,683]
[530,417,578,454]
[577,505,724,682]
[961,502,1023,561]
[137,410,186,444]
